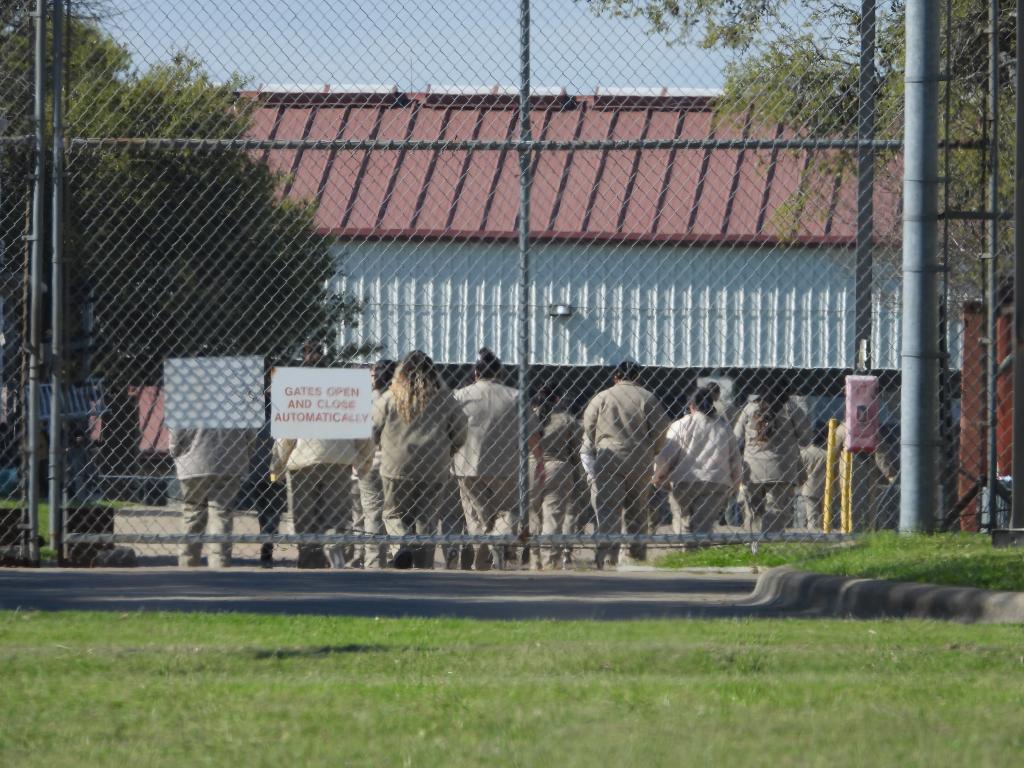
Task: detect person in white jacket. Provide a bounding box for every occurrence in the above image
[270,434,373,569]
[653,386,742,537]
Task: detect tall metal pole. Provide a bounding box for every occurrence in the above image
[855,0,876,370]
[516,0,533,536]
[25,0,46,562]
[1011,0,1024,529]
[937,0,956,520]
[900,0,940,532]
[49,0,65,558]
[985,0,1000,527]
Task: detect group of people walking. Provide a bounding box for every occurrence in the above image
[170,348,822,570]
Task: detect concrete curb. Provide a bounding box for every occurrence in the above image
[667,566,760,575]
[748,567,1024,623]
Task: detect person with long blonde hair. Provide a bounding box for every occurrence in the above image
[372,351,467,568]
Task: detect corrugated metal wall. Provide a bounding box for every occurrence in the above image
[332,239,916,369]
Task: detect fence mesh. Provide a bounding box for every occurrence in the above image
[0,2,36,563]
[0,1,1010,568]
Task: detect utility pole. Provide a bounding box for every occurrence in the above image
[900,0,940,532]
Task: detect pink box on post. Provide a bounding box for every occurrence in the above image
[844,375,879,453]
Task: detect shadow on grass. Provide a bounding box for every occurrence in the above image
[249,644,393,660]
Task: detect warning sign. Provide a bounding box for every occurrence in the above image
[270,367,372,440]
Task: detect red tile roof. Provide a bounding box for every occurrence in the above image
[246,88,901,248]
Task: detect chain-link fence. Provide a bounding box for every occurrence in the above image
[0,1,1012,568]
[0,1,38,564]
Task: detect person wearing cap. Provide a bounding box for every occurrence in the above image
[582,361,670,568]
[733,384,811,532]
[528,385,584,569]
[453,348,544,570]
[350,358,396,568]
[653,385,741,539]
[373,351,467,569]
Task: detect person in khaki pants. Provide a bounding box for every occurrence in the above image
[353,358,396,568]
[453,348,544,571]
[583,361,670,568]
[733,385,811,532]
[270,435,373,569]
[653,386,741,539]
[170,427,253,568]
[373,351,467,569]
[528,386,584,570]
[269,343,374,569]
[798,422,830,530]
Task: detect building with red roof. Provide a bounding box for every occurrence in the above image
[247,85,906,382]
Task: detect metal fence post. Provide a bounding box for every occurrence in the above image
[516,0,533,535]
[900,0,940,532]
[855,0,876,369]
[1012,0,1024,529]
[25,0,47,563]
[49,0,65,559]
[984,0,1001,527]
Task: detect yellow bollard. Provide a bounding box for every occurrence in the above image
[822,418,840,533]
[841,450,854,534]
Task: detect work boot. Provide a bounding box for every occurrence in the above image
[391,548,414,570]
[297,546,328,569]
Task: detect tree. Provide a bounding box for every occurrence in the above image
[1,6,368,479]
[583,0,1017,299]
[2,6,365,390]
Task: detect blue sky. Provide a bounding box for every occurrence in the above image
[101,0,731,92]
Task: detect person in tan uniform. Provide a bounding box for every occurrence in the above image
[170,427,253,568]
[373,350,467,569]
[453,348,544,571]
[834,421,899,531]
[583,361,670,568]
[733,385,811,533]
[270,434,373,569]
[798,422,830,530]
[527,386,584,570]
[269,342,373,569]
[350,359,396,568]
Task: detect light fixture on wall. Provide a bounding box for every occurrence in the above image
[548,303,574,318]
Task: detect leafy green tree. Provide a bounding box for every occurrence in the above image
[583,0,1016,297]
[3,7,364,390]
[2,6,367,476]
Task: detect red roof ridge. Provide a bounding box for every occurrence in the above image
[241,85,719,111]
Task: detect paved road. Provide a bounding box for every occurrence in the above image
[0,567,821,620]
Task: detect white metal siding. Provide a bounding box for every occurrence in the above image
[331,239,926,369]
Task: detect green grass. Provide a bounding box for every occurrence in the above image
[0,612,1021,767]
[657,532,1024,592]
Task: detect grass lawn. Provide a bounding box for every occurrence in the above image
[657,532,1024,592]
[1,612,1022,767]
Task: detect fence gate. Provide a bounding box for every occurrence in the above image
[1,1,1011,568]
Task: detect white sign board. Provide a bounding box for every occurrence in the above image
[164,356,264,429]
[270,367,372,439]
